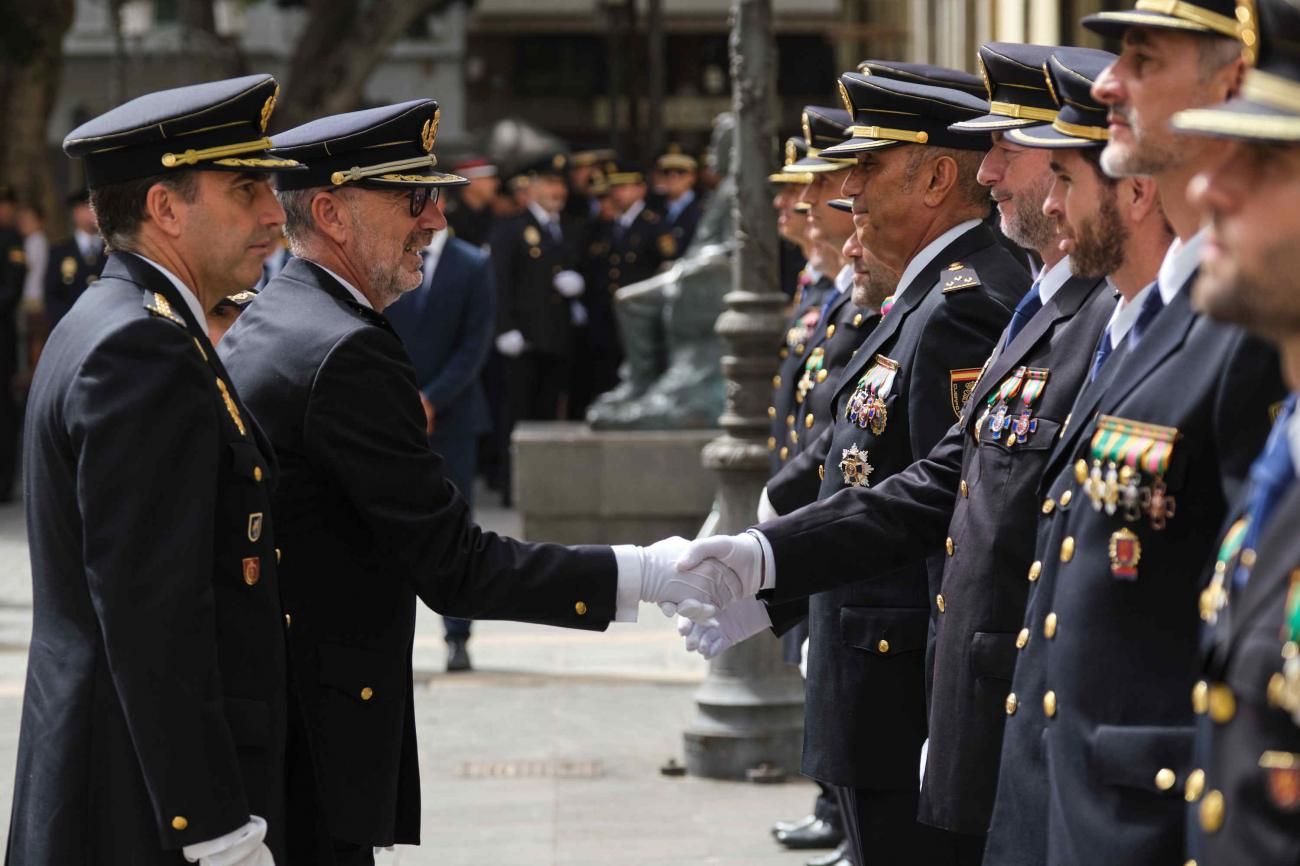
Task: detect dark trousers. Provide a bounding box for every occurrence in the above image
[430,430,476,642]
[834,784,954,866]
[331,840,375,866]
[814,780,842,827]
[499,352,570,503]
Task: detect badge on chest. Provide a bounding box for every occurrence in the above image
[1079,415,1180,529]
[845,355,898,435]
[975,366,1049,447]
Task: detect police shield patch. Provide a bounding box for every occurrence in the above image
[248,512,263,543]
[949,368,982,419]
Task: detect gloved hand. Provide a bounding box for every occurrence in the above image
[676,597,772,659]
[637,536,746,622]
[756,486,779,523]
[569,300,588,327]
[674,532,766,604]
[183,816,275,866]
[495,329,525,357]
[553,269,586,298]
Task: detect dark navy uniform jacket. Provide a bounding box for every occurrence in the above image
[769,273,835,475]
[488,209,584,357]
[218,258,617,847]
[760,221,1028,789]
[44,236,104,327]
[9,252,286,865]
[984,270,1283,866]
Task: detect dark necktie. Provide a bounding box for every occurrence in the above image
[1088,324,1113,384]
[1234,395,1297,589]
[1004,281,1043,348]
[547,219,562,244]
[1127,284,1166,348]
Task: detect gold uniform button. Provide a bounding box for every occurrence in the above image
[1241,548,1257,568]
[1028,561,1042,582]
[767,436,777,451]
[772,374,782,389]
[818,465,825,480]
[254,466,263,482]
[575,601,589,616]
[275,548,282,564]
[817,369,828,383]
[779,347,790,360]
[1059,490,1073,507]
[781,447,790,461]
[826,324,836,339]
[1007,433,1018,447]
[1043,690,1057,718]
[1044,613,1058,639]
[853,313,864,327]
[960,480,969,497]
[360,687,374,701]
[1042,498,1055,515]
[1075,459,1088,484]
[1199,790,1225,833]
[609,267,620,278]
[768,406,777,418]
[805,413,815,429]
[1208,684,1236,723]
[936,593,946,613]
[795,343,805,355]
[877,639,890,654]
[790,431,798,444]
[1005,693,1018,715]
[1269,672,1287,708]
[172,816,189,831]
[1185,768,1206,803]
[284,613,292,628]
[945,537,955,556]
[1155,768,1176,791]
[787,414,796,427]
[1016,627,1029,649]
[1192,680,1209,715]
[1060,536,1075,562]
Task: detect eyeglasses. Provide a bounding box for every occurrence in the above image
[407,186,439,217]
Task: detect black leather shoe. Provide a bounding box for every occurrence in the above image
[446,639,472,672]
[771,814,818,837]
[777,818,842,849]
[807,842,851,866]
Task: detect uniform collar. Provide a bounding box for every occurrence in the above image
[127,252,208,326]
[834,262,854,294]
[527,200,559,227]
[1156,228,1207,306]
[618,199,646,228]
[894,218,983,302]
[310,261,373,310]
[1036,255,1073,305]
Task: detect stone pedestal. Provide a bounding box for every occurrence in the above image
[512,422,719,545]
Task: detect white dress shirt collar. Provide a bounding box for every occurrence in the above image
[527,200,559,229]
[1036,255,1073,305]
[618,199,646,229]
[834,263,854,294]
[1287,396,1300,479]
[1103,281,1155,350]
[1157,228,1207,305]
[310,261,373,310]
[128,253,208,328]
[894,218,984,304]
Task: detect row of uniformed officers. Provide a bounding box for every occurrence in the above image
[673,1,1300,865]
[5,77,735,865]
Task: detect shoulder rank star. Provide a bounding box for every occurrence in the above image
[838,444,874,488]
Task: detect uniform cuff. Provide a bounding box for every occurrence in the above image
[611,545,642,622]
[746,529,775,590]
[182,815,264,862]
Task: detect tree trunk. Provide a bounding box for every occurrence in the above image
[0,0,76,243]
[277,0,457,132]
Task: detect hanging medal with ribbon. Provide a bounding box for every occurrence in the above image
[1086,415,1181,530]
[984,367,1027,441]
[797,347,826,405]
[1199,517,1247,624]
[1010,369,1049,446]
[845,355,899,436]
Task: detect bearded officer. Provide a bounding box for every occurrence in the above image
[216,100,739,865]
[7,75,300,866]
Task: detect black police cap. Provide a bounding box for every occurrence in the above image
[951,43,1061,132]
[520,151,571,179]
[1083,0,1244,41]
[791,106,856,173]
[1173,0,1300,142]
[855,60,985,97]
[769,136,815,185]
[271,99,465,191]
[606,159,647,187]
[823,74,991,157]
[64,74,301,188]
[1006,47,1116,149]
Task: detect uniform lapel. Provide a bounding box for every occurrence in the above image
[1229,487,1300,642]
[1094,284,1197,418]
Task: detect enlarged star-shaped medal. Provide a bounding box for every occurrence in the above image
[839,444,874,488]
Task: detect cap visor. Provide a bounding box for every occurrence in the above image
[789,156,856,173]
[768,171,815,184]
[1172,99,1300,143]
[950,114,1038,133]
[827,198,853,213]
[818,137,902,158]
[1081,9,1215,39]
[361,170,469,188]
[1005,123,1105,149]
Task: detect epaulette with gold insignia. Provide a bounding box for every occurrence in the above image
[143,290,187,327]
[940,261,981,293]
[226,290,257,305]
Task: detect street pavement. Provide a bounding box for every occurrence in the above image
[0,491,822,865]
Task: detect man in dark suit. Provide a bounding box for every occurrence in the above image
[1170,2,1300,862]
[219,100,741,866]
[43,189,104,327]
[386,229,496,671]
[653,149,703,261]
[8,74,300,866]
[679,71,1030,866]
[979,7,1284,864]
[442,157,498,249]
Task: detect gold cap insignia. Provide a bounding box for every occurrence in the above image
[977,56,993,99]
[838,80,853,114]
[552,153,567,171]
[785,139,796,166]
[259,86,279,134]
[801,112,813,146]
[422,107,440,153]
[61,256,77,282]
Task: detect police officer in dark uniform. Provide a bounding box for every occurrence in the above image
[43,189,105,327]
[7,74,300,866]
[1170,2,1300,861]
[978,5,1283,864]
[654,149,704,260]
[681,72,1030,866]
[217,100,735,865]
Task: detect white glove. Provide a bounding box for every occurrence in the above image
[674,532,766,606]
[569,300,588,326]
[183,816,274,866]
[553,269,586,298]
[637,536,746,622]
[756,486,779,523]
[495,329,525,357]
[676,597,772,659]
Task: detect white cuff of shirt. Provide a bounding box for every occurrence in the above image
[611,545,642,622]
[745,529,775,591]
[182,815,265,863]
